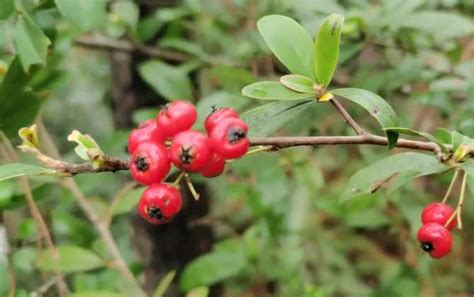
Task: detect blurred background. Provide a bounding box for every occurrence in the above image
[0,0,473,296]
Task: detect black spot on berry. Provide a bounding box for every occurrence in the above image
[134,156,149,171]
[420,242,434,253]
[227,127,246,144]
[147,206,164,221]
[179,146,194,164]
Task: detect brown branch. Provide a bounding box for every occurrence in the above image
[74,35,187,62]
[330,98,366,135]
[25,133,474,176]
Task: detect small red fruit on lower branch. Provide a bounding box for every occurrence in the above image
[156,100,197,137]
[130,142,171,185]
[200,153,225,178]
[417,222,452,259]
[128,120,166,154]
[204,107,239,133]
[138,184,182,224]
[210,117,249,159]
[169,130,212,172]
[421,202,456,230]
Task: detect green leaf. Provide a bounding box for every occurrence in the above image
[332,88,399,148]
[385,127,449,155]
[434,128,452,144]
[462,162,474,194]
[186,287,209,297]
[14,16,51,72]
[257,15,314,79]
[279,75,315,93]
[399,12,474,41]
[111,2,139,30]
[36,245,103,273]
[153,270,176,297]
[70,291,127,297]
[0,0,14,20]
[242,81,314,100]
[343,152,448,201]
[139,60,193,101]
[451,131,473,152]
[111,187,145,216]
[55,0,107,32]
[67,130,105,168]
[0,163,58,181]
[241,100,315,137]
[314,14,344,86]
[180,250,246,292]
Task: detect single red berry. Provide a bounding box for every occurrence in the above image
[200,153,225,178]
[128,119,166,154]
[421,202,456,230]
[169,130,212,172]
[417,222,452,259]
[156,100,197,137]
[204,107,239,133]
[138,183,182,224]
[209,117,249,159]
[130,142,171,185]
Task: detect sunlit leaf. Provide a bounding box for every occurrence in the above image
[55,0,107,32]
[242,81,314,100]
[280,74,315,93]
[314,14,344,86]
[257,15,314,79]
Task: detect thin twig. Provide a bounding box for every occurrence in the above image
[103,181,137,227]
[444,171,468,230]
[330,98,366,135]
[0,135,69,297]
[74,35,187,61]
[37,123,146,296]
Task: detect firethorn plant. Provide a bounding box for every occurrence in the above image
[2,14,474,262]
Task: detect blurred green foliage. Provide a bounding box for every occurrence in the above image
[0,0,473,297]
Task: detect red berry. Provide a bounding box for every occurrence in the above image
[138,184,182,224]
[417,222,452,259]
[128,120,166,154]
[209,117,249,159]
[130,142,171,185]
[204,107,239,133]
[421,202,456,230]
[169,131,212,172]
[200,153,225,178]
[156,100,197,137]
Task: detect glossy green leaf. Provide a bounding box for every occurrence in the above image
[139,60,193,101]
[36,245,103,273]
[55,0,107,32]
[314,14,344,86]
[241,100,315,137]
[180,250,246,292]
[0,163,58,182]
[343,152,448,201]
[332,88,399,148]
[385,127,449,154]
[14,16,51,72]
[70,291,127,297]
[451,131,473,152]
[434,128,452,144]
[257,15,314,79]
[280,75,315,93]
[111,187,145,216]
[242,81,314,100]
[153,270,176,297]
[0,0,14,19]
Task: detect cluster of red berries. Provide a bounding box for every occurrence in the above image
[128,100,249,225]
[417,202,456,259]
